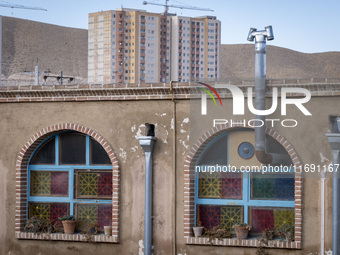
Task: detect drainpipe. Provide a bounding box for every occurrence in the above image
[321,170,326,255]
[326,116,340,255]
[138,124,156,255]
[247,26,291,165]
[170,80,177,255]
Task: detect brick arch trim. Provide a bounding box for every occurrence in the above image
[183,123,302,248]
[15,123,120,241]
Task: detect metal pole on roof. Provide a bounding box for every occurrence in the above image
[247,26,291,165]
[326,116,340,255]
[138,124,156,255]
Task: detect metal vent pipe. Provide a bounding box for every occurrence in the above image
[247,26,290,165]
[326,116,340,255]
[138,127,156,255]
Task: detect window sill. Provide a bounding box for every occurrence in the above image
[16,231,119,243]
[185,236,301,249]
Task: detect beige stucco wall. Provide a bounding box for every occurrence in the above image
[0,94,337,254]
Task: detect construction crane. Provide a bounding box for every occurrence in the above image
[143,0,213,15]
[0,1,47,11]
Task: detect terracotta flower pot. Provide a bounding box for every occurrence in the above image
[234,226,249,239]
[62,220,76,234]
[193,226,204,237]
[104,226,112,236]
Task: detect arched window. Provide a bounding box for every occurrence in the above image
[194,129,295,234]
[28,131,112,232]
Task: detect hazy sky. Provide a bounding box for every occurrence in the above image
[1,0,339,53]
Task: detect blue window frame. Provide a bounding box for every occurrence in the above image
[27,132,113,231]
[195,130,295,234]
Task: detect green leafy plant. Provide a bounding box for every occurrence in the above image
[202,225,232,244]
[24,216,57,233]
[81,222,99,242]
[59,215,75,221]
[233,221,251,230]
[24,216,44,233]
[275,223,294,241]
[256,229,274,255]
[262,228,274,240]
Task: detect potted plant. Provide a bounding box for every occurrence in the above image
[276,223,294,241]
[233,222,251,239]
[262,228,274,240]
[202,225,232,243]
[192,220,204,237]
[59,215,76,234]
[24,216,55,233]
[88,223,98,235]
[24,216,44,233]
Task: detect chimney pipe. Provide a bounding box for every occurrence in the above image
[247,26,291,165]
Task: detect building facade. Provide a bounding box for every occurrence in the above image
[88,9,221,84]
[0,78,340,254]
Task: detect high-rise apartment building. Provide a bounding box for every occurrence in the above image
[88,8,221,84]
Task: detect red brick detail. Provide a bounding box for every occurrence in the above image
[185,236,300,249]
[15,123,120,242]
[183,125,302,248]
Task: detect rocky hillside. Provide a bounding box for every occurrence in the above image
[2,16,87,84]
[1,16,340,85]
[220,44,340,80]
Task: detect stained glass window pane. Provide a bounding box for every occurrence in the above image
[51,172,69,196]
[197,135,227,165]
[76,204,112,231]
[198,205,243,230]
[90,138,111,165]
[274,209,295,229]
[76,171,112,199]
[29,202,69,226]
[198,172,221,198]
[251,208,274,233]
[59,133,86,165]
[275,174,295,200]
[250,207,294,233]
[221,173,243,199]
[198,205,221,229]
[220,206,243,231]
[251,174,275,199]
[30,171,51,196]
[251,173,294,200]
[30,137,55,165]
[30,171,68,197]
